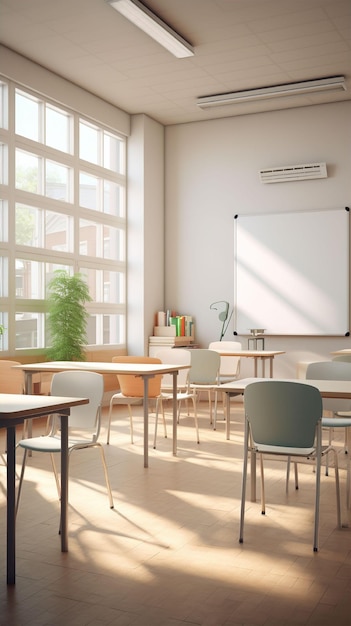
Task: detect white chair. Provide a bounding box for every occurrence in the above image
[154,348,199,448]
[188,349,220,427]
[306,360,351,507]
[209,341,241,428]
[16,370,114,513]
[240,380,341,552]
[208,341,241,383]
[107,356,164,445]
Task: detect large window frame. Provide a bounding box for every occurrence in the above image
[0,78,126,355]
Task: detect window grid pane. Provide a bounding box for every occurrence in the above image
[1,78,126,353]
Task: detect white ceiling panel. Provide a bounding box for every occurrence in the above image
[0,0,350,125]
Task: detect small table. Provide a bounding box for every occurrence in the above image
[218,350,285,378]
[220,377,351,502]
[0,393,88,585]
[14,361,188,469]
[331,350,351,357]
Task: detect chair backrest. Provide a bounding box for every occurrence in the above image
[244,380,322,449]
[51,370,104,436]
[306,360,351,412]
[209,341,241,377]
[0,360,25,394]
[112,356,162,398]
[155,348,191,390]
[188,349,220,385]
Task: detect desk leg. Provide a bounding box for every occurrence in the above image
[270,358,273,378]
[254,359,258,377]
[172,371,178,456]
[262,358,266,378]
[143,377,149,469]
[60,412,69,552]
[226,392,231,440]
[6,426,16,584]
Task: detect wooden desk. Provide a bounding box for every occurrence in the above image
[218,350,285,378]
[14,361,188,468]
[220,377,351,502]
[0,393,88,584]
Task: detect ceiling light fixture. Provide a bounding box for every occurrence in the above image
[197,76,346,108]
[106,0,194,58]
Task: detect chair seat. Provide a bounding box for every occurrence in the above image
[19,434,96,453]
[110,392,143,405]
[253,443,316,456]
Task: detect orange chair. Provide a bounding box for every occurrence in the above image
[106,356,164,444]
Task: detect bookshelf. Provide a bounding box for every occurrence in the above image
[149,313,195,356]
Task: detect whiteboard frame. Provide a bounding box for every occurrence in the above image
[234,208,350,336]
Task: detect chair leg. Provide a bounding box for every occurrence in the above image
[213,390,219,430]
[106,397,114,444]
[346,428,351,509]
[214,390,218,428]
[50,453,61,500]
[239,419,249,544]
[15,448,28,516]
[153,398,167,449]
[260,454,265,515]
[208,390,212,425]
[191,397,200,444]
[127,404,134,444]
[286,457,290,493]
[153,403,159,449]
[313,446,322,552]
[97,444,114,509]
[331,449,341,529]
[294,463,298,489]
[325,427,333,476]
[286,458,299,492]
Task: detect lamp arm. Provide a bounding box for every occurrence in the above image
[220,307,233,340]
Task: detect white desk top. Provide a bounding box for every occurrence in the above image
[331,349,351,355]
[217,350,285,357]
[220,377,351,399]
[0,394,88,424]
[13,361,188,376]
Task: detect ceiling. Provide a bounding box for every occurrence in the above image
[1,0,350,126]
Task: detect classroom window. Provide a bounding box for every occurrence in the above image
[0,78,126,355]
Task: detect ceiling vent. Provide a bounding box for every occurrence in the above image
[259,162,327,183]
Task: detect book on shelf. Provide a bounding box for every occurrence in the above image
[153,311,194,339]
[169,315,193,337]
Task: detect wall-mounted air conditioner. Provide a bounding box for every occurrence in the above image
[259,162,327,183]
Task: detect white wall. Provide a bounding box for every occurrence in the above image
[164,102,351,377]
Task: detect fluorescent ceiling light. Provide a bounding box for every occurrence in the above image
[106,0,194,58]
[197,76,346,108]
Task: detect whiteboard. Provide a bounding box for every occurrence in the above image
[234,208,350,336]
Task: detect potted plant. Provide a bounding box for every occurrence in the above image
[46,270,92,361]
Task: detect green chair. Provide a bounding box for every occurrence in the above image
[306,360,351,507]
[239,380,341,552]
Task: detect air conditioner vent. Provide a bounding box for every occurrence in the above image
[259,162,327,183]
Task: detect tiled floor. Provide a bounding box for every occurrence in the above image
[1,400,351,626]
